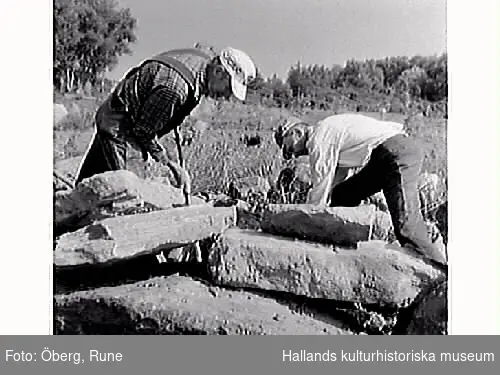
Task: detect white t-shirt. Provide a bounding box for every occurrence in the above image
[306,114,405,205]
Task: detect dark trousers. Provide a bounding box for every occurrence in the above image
[329,134,447,266]
[74,95,131,185]
[74,129,128,185]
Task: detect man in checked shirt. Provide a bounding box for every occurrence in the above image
[74,44,257,202]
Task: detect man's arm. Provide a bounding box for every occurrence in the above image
[306,139,342,205]
[130,82,192,197]
[152,150,191,193]
[131,85,187,162]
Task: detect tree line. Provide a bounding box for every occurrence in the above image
[247,54,447,116]
[54,0,136,94]
[53,0,447,116]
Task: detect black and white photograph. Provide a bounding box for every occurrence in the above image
[52,0,449,335]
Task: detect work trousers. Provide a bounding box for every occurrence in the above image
[329,134,447,267]
[74,96,131,185]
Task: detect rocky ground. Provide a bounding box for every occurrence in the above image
[53,158,448,335]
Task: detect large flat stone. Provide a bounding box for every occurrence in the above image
[53,152,181,185]
[54,275,352,335]
[207,229,444,307]
[261,204,393,246]
[55,170,206,234]
[54,205,236,266]
[74,170,204,207]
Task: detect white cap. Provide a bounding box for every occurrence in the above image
[219,47,256,101]
[281,116,305,134]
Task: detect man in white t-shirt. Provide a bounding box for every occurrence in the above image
[274,113,447,269]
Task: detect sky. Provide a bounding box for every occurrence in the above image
[111,0,447,80]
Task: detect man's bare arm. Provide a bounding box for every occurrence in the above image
[151,150,191,193]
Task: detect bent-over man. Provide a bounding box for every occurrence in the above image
[75,44,256,203]
[274,113,447,268]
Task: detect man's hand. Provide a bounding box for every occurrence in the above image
[167,160,190,191]
[151,150,191,205]
[176,166,192,206]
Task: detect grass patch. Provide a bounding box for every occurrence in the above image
[54,98,447,196]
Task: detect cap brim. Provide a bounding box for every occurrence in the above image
[230,77,247,101]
